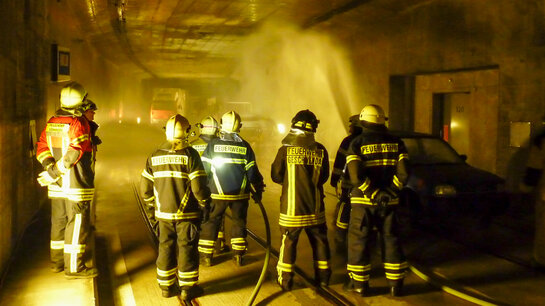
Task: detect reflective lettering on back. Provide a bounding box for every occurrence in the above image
[214,145,247,155]
[360,143,398,155]
[286,146,323,166]
[151,155,188,166]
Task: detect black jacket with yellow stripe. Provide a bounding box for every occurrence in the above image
[201,133,264,201]
[346,125,410,206]
[271,136,329,228]
[141,142,211,221]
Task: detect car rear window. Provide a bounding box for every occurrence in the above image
[402,137,464,164]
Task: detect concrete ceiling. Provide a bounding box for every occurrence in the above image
[58,0,428,78]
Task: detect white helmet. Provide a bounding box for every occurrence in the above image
[165,114,191,141]
[60,82,88,110]
[197,116,219,136]
[220,111,242,133]
[359,104,387,125]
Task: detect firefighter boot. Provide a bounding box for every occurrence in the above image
[181,285,204,302]
[50,262,64,273]
[162,286,181,298]
[390,280,403,297]
[343,279,369,297]
[233,254,243,266]
[201,255,213,267]
[65,267,98,279]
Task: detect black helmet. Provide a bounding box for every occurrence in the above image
[291,109,319,133]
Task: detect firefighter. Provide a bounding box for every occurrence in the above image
[140,114,211,300]
[271,109,331,291]
[330,115,363,254]
[522,127,545,268]
[190,116,229,253]
[36,82,98,278]
[343,104,410,297]
[82,100,101,227]
[198,111,265,267]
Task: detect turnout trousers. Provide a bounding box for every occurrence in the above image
[347,205,407,288]
[50,198,91,273]
[199,199,249,257]
[156,219,200,290]
[277,224,331,287]
[333,188,351,237]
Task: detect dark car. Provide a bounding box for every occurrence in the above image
[392,131,508,226]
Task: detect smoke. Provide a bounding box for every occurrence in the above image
[232,20,360,158]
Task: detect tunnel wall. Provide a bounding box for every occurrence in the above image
[316,0,545,184]
[0,0,125,278]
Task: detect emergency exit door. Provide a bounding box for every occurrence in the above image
[432,92,471,156]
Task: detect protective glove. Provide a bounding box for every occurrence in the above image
[37,170,59,186]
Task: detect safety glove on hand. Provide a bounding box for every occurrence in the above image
[37,163,64,186]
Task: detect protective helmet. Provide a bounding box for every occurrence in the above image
[359,104,387,125]
[291,109,319,132]
[197,116,219,135]
[348,115,360,127]
[165,114,191,141]
[220,111,242,133]
[60,82,88,110]
[82,99,97,112]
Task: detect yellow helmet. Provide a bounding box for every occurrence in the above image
[359,104,387,125]
[165,114,191,141]
[197,116,219,135]
[220,111,242,133]
[60,82,88,110]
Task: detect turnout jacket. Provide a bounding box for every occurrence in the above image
[36,109,95,202]
[346,125,409,206]
[271,134,329,228]
[201,133,264,201]
[189,134,216,156]
[331,132,361,190]
[141,143,211,221]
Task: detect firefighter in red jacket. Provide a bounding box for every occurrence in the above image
[198,111,265,267]
[330,115,363,254]
[271,109,331,291]
[141,114,211,301]
[36,82,98,278]
[344,104,410,297]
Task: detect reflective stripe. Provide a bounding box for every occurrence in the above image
[50,240,64,250]
[154,171,188,179]
[363,159,397,167]
[155,211,199,220]
[37,151,53,163]
[158,278,177,286]
[347,264,371,272]
[399,153,409,160]
[384,262,409,269]
[316,260,330,270]
[189,170,206,180]
[72,134,89,145]
[211,194,250,200]
[279,212,326,227]
[141,169,154,181]
[393,175,402,189]
[245,161,255,170]
[351,197,399,205]
[68,213,82,273]
[346,155,361,163]
[358,178,371,193]
[157,267,177,277]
